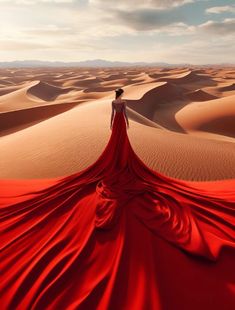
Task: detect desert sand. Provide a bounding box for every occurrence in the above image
[0,66,235,181]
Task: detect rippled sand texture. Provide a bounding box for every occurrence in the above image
[0,66,235,181]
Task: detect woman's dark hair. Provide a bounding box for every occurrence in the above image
[115,88,124,99]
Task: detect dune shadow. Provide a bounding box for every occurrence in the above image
[0,102,80,137]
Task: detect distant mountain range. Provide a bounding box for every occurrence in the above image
[0,59,234,68]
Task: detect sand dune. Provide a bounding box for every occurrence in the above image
[185,89,217,101]
[175,94,235,138]
[27,80,74,101]
[62,77,102,88]
[0,79,14,86]
[102,73,126,81]
[0,84,27,96]
[158,70,216,86]
[218,82,235,92]
[0,66,235,181]
[0,81,76,112]
[0,101,79,136]
[125,82,188,122]
[0,84,44,112]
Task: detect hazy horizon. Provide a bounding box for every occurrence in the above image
[0,58,235,67]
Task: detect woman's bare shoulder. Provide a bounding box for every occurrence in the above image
[112,99,126,103]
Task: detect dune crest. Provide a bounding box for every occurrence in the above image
[176,94,235,138]
[218,82,235,92]
[158,70,214,85]
[185,89,217,101]
[27,80,73,101]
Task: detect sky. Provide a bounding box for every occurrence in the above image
[0,0,234,64]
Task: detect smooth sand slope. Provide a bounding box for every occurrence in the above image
[0,66,235,181]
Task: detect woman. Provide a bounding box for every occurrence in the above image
[0,88,235,310]
[110,88,129,130]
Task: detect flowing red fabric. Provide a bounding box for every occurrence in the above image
[0,110,235,310]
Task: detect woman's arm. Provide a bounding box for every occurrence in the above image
[110,101,115,129]
[123,101,129,128]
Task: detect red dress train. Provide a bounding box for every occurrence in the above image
[0,110,235,310]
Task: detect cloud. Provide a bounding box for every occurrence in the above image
[0,37,108,52]
[206,5,235,14]
[0,0,73,5]
[0,39,50,50]
[98,6,188,31]
[89,0,195,10]
[152,36,235,64]
[198,18,235,35]
[21,24,74,37]
[88,0,207,34]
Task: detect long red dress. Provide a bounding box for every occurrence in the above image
[0,109,235,310]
